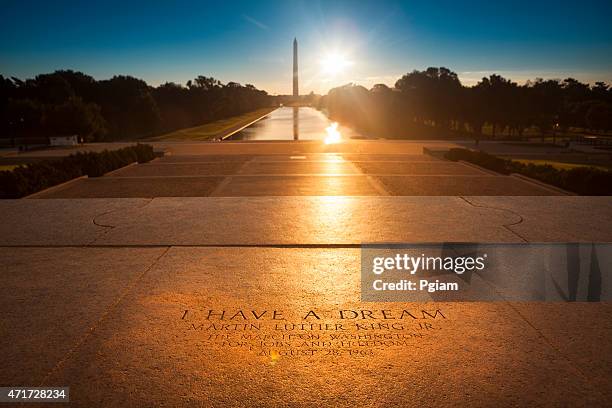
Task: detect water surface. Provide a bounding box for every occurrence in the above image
[229,107,364,141]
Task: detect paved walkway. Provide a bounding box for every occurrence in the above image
[1,140,610,407]
[33,141,561,198]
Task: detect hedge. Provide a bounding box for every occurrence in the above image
[444,148,612,195]
[0,144,156,198]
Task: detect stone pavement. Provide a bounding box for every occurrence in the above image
[2,196,611,246]
[32,140,561,198]
[1,140,611,407]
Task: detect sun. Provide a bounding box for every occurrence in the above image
[324,122,342,144]
[320,53,352,76]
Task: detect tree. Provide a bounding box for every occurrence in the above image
[472,75,518,138]
[96,75,160,138]
[591,82,610,101]
[25,73,75,104]
[5,98,44,137]
[45,97,107,140]
[586,102,612,132]
[462,86,486,142]
[522,79,563,138]
[395,67,461,130]
[0,70,273,142]
[191,76,221,90]
[371,83,392,94]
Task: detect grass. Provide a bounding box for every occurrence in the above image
[150,107,276,141]
[445,148,612,195]
[480,125,612,139]
[0,165,20,171]
[512,159,609,171]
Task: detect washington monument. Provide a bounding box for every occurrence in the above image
[293,37,299,97]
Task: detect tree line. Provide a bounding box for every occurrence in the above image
[0,70,272,142]
[318,67,612,140]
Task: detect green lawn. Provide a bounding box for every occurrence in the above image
[513,159,609,171]
[0,164,20,171]
[480,124,612,140]
[150,107,276,141]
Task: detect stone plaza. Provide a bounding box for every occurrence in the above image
[1,139,611,406]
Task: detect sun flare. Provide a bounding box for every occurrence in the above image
[320,53,352,76]
[324,122,342,144]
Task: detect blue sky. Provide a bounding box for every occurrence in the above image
[0,0,610,94]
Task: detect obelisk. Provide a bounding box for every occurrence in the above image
[293,38,298,98]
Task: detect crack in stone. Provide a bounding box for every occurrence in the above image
[459,196,528,242]
[88,198,155,245]
[502,301,604,400]
[457,198,602,395]
[38,246,171,387]
[472,273,604,398]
